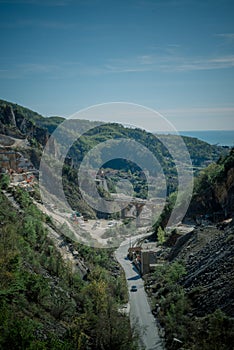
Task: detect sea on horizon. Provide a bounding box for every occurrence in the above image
[179,130,234,147]
[156,130,234,147]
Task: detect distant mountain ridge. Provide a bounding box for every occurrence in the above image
[0,99,228,167]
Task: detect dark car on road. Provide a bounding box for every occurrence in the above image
[130,285,137,292]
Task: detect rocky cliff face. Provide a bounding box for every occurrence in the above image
[0,102,49,146]
[186,149,234,222]
[215,167,234,217]
[169,223,234,317]
[0,101,60,164]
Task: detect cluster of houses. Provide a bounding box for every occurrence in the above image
[0,148,38,190]
[128,242,163,275]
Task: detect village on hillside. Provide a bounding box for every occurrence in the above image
[0,145,38,191]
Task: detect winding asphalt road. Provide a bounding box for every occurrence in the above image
[115,239,164,350]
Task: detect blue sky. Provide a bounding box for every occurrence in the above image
[0,0,234,130]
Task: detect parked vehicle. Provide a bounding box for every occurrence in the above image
[130,285,137,292]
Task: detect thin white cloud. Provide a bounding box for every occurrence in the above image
[103,57,152,74]
[0,63,62,79]
[104,50,234,73]
[25,19,75,29]
[0,0,73,6]
[209,56,234,63]
[158,106,234,131]
[172,55,234,71]
[216,33,234,40]
[104,64,150,74]
[19,63,60,73]
[1,53,234,80]
[0,19,77,29]
[138,55,154,65]
[160,107,234,115]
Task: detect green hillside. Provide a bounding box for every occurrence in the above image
[0,185,137,349]
[0,99,227,171]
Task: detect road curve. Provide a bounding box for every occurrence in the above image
[115,239,164,350]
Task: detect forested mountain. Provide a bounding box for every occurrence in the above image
[0,99,229,206]
[0,99,227,170]
[0,99,233,349]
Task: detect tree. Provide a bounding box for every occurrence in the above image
[157,226,165,244]
[0,173,10,189]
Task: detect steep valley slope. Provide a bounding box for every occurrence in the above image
[146,149,234,349]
